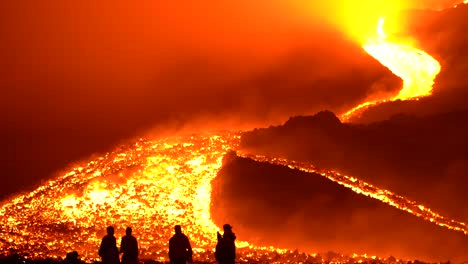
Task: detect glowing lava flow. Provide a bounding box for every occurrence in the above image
[240,153,468,236]
[341,18,441,122]
[0,134,319,263]
[1,133,467,262]
[0,135,240,262]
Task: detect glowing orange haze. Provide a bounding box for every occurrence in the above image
[0,1,463,262]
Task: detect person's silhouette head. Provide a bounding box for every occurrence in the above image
[174,225,182,234]
[126,227,132,236]
[223,224,232,232]
[107,226,114,235]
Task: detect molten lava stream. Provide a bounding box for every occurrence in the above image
[0,133,467,263]
[341,18,441,122]
[239,153,468,236]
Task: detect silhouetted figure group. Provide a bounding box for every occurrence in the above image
[99,226,138,264]
[98,224,235,264]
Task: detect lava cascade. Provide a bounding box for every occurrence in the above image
[1,133,466,262]
[341,18,441,121]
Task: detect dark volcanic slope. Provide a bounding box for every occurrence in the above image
[210,153,468,262]
[239,111,468,223]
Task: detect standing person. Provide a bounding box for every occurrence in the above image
[168,225,193,264]
[99,226,120,264]
[120,227,138,264]
[215,224,236,264]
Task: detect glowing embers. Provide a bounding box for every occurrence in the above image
[341,18,441,122]
[0,134,389,263]
[0,134,240,262]
[1,133,466,263]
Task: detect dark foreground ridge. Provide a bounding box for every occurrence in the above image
[0,252,453,264]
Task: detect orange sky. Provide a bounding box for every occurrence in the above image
[0,0,466,198]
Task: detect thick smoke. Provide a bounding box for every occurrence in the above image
[0,0,403,198]
[0,0,465,197]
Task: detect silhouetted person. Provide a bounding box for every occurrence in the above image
[99,226,120,264]
[168,225,193,264]
[215,224,236,264]
[64,251,81,264]
[120,227,138,264]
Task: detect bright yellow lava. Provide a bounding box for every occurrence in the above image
[1,133,467,262]
[341,18,442,122]
[0,135,249,262]
[0,134,317,263]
